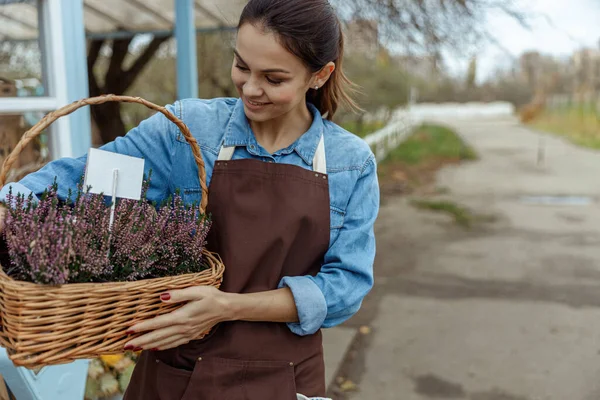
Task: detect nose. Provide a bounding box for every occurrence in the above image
[243,76,263,98]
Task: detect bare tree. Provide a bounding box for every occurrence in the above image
[87,30,238,145]
[197,31,237,99]
[334,0,529,64]
[466,56,477,89]
[87,35,170,143]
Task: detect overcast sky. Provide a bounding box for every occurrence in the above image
[446,0,600,82]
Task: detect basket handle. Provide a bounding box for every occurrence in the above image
[0,95,209,213]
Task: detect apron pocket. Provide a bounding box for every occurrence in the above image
[181,357,297,400]
[155,353,193,400]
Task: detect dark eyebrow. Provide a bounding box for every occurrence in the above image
[233,49,291,74]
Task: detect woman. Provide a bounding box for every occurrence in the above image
[0,0,379,398]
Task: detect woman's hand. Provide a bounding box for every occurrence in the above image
[123,286,234,351]
[123,286,300,351]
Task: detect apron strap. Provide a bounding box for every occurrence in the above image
[217,145,236,161]
[312,134,327,174]
[216,134,327,174]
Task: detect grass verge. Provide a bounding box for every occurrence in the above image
[529,105,600,149]
[377,124,477,193]
[382,124,478,166]
[410,199,496,228]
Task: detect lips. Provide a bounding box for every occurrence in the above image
[243,97,271,110]
[247,99,268,106]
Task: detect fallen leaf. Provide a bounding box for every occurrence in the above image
[359,326,371,335]
[100,354,125,369]
[340,379,358,392]
[391,171,408,182]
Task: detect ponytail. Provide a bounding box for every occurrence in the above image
[307,24,361,119]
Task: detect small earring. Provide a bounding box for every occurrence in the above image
[315,86,319,90]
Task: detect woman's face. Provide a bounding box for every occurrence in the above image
[231,23,314,122]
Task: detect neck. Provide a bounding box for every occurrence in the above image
[250,103,313,154]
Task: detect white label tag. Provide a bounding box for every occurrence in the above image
[83,148,145,200]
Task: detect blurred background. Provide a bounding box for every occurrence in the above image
[1,0,600,399]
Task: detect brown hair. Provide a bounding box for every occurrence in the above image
[238,0,359,120]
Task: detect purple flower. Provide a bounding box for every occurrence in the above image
[1,175,211,285]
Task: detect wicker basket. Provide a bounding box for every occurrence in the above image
[0,95,224,368]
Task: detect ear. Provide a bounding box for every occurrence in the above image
[311,62,336,89]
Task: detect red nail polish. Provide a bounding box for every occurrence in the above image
[160,293,171,301]
[124,345,133,351]
[134,347,142,351]
[151,348,159,351]
[126,330,135,335]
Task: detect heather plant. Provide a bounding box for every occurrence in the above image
[1,176,211,285]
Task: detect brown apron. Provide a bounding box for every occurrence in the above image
[124,134,330,400]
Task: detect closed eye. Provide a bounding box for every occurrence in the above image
[266,76,283,85]
[236,64,283,85]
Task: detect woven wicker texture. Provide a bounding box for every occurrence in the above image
[0,95,224,368]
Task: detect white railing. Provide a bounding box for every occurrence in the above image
[362,101,515,161]
[363,112,418,161]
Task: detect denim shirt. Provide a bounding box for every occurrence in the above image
[0,98,380,336]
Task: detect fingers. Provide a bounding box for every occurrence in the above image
[151,336,192,352]
[127,307,188,334]
[125,325,188,351]
[125,286,221,351]
[162,286,216,304]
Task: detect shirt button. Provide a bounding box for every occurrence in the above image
[249,145,255,150]
[198,357,203,361]
[289,362,294,367]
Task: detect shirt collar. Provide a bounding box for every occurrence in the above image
[223,98,324,166]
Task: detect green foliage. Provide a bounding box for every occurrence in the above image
[382,124,478,166]
[340,120,385,137]
[344,53,411,115]
[119,364,136,392]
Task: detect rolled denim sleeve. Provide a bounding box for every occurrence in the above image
[0,103,178,205]
[280,155,379,335]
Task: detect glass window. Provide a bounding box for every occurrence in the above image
[0,1,45,97]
